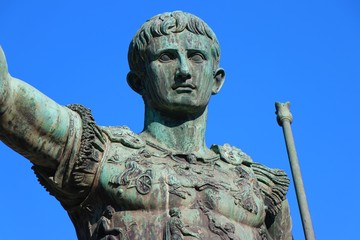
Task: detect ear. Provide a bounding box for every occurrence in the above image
[127,71,143,95]
[212,68,225,95]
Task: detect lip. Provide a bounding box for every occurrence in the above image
[171,83,196,90]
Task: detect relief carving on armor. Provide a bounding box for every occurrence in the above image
[166,175,192,199]
[170,154,216,178]
[108,159,153,195]
[232,166,262,214]
[164,208,202,239]
[92,205,123,240]
[166,163,228,200]
[108,153,121,163]
[198,201,240,240]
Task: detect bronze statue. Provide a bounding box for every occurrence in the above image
[0,11,292,239]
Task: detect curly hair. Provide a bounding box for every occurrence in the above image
[128,11,221,76]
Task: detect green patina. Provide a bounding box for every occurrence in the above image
[0,11,292,239]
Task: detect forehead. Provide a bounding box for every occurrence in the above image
[146,30,212,54]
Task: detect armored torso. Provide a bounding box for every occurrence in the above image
[33,106,291,240]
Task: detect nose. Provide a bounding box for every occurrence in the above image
[176,57,191,80]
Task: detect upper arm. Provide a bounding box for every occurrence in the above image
[0,76,82,169]
[267,199,292,240]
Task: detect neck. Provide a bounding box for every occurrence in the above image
[140,106,210,156]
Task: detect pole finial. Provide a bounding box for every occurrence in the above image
[275,101,293,126]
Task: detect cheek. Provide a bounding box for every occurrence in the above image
[148,64,174,85]
[194,66,214,87]
[144,72,169,101]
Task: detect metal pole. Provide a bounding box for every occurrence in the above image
[275,102,315,240]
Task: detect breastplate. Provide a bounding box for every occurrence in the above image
[86,141,268,239]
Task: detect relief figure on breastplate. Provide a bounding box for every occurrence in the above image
[164,208,201,240]
[0,11,292,239]
[92,206,123,240]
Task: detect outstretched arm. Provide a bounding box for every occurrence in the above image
[0,46,82,169]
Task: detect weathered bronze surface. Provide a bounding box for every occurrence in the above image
[0,11,292,239]
[276,102,314,239]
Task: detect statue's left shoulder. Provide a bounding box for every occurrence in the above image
[250,162,290,218]
[211,143,290,221]
[252,162,292,239]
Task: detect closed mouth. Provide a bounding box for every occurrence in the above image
[172,83,196,90]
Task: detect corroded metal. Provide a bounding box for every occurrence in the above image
[0,11,292,239]
[275,102,315,240]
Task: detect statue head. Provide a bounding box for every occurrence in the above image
[128,11,220,78]
[103,205,115,219]
[127,11,225,115]
[169,207,181,218]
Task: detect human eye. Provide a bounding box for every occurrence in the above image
[188,52,206,63]
[158,52,175,62]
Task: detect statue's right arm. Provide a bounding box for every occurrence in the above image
[0,47,82,170]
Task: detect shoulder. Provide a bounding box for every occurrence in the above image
[100,126,147,167]
[211,143,253,165]
[211,143,290,219]
[251,161,290,219]
[101,125,145,149]
[67,104,145,150]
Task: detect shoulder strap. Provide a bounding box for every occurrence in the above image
[102,126,145,149]
[251,162,290,219]
[210,143,253,165]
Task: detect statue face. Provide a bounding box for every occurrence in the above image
[141,30,224,115]
[104,207,115,219]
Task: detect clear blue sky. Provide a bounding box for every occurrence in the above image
[1,1,359,239]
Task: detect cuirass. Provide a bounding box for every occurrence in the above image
[80,139,269,239]
[34,124,288,240]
